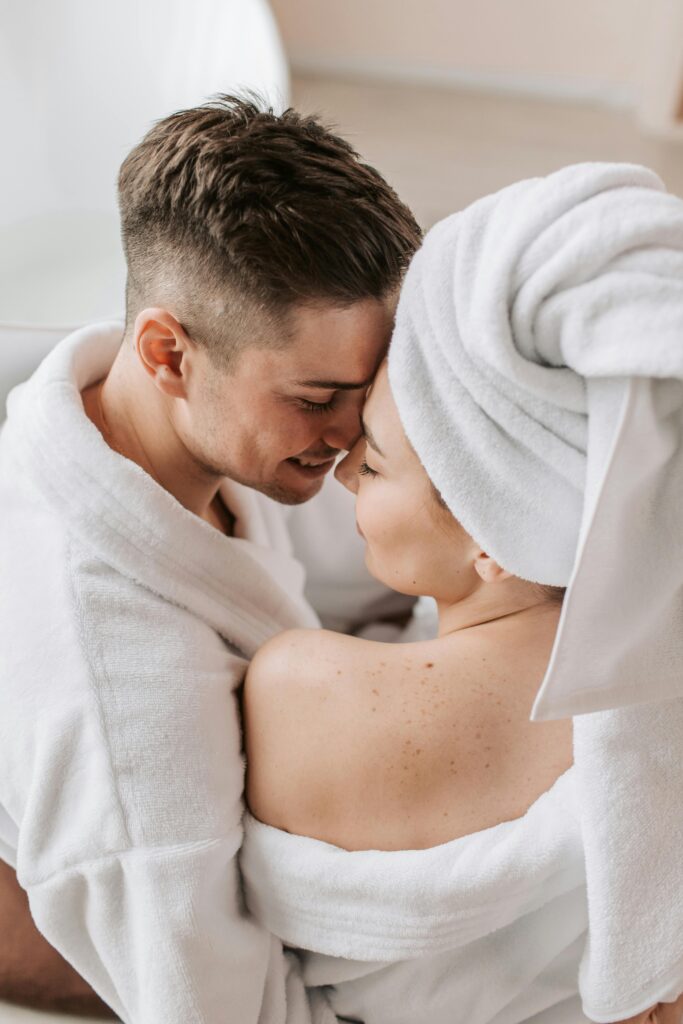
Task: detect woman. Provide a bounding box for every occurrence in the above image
[245,360,572,853]
[242,163,683,1024]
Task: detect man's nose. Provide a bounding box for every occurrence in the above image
[321,394,363,453]
[334,440,364,494]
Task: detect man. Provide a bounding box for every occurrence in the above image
[0,95,420,1021]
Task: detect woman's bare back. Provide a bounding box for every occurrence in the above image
[244,603,572,851]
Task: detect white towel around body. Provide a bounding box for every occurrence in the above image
[243,768,589,1024]
[388,163,683,1020]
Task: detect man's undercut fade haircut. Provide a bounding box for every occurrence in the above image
[118,94,422,365]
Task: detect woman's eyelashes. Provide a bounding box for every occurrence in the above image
[358,459,378,478]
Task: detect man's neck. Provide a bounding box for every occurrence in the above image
[81,355,234,536]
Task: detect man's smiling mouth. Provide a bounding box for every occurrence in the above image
[286,455,337,477]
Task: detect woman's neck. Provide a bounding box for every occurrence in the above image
[436,581,559,638]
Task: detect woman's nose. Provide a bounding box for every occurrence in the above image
[334,442,363,494]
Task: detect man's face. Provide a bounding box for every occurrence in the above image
[180,297,396,504]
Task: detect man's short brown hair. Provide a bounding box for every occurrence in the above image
[118,94,422,364]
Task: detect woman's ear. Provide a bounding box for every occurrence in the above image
[473,551,512,584]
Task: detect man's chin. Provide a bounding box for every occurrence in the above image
[219,460,333,506]
[263,476,326,505]
[260,457,338,505]
[249,470,328,506]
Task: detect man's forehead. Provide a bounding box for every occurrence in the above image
[289,296,395,338]
[282,297,395,385]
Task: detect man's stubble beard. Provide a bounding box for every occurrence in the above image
[230,467,324,506]
[195,447,323,507]
[187,408,326,506]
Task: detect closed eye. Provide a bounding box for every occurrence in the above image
[358,459,378,478]
[297,397,336,414]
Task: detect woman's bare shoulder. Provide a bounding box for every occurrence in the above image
[243,629,441,832]
[244,624,572,851]
[246,626,424,689]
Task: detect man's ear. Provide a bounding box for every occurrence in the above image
[134,308,194,399]
[473,551,512,584]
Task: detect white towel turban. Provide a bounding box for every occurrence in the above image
[388,162,683,720]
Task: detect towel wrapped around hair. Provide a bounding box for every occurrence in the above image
[388,163,683,1020]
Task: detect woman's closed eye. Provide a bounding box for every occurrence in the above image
[358,459,378,478]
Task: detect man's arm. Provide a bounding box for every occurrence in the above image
[0,859,115,1017]
[11,568,308,1024]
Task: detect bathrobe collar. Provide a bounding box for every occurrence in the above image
[4,321,319,657]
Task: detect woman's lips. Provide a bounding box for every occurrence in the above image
[356,520,365,539]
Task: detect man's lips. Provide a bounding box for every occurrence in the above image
[286,454,338,479]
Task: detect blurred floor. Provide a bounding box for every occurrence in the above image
[0,1004,108,1024]
[292,72,683,228]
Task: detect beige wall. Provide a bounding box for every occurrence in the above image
[270,0,646,102]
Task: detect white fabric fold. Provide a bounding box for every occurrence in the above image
[572,696,683,1022]
[243,768,589,1024]
[0,322,321,1024]
[2,321,317,655]
[388,162,683,1018]
[388,162,683,718]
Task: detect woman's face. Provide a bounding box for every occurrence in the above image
[335,363,479,602]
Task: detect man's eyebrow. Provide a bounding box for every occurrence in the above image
[292,376,375,391]
[361,417,385,457]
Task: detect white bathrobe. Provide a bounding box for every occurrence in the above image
[242,768,590,1024]
[0,322,335,1024]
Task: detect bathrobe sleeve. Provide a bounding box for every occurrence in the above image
[14,564,313,1024]
[25,840,278,1022]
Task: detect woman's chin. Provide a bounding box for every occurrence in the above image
[364,548,422,598]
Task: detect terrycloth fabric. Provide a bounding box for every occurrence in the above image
[572,697,683,1022]
[0,322,330,1024]
[388,161,683,719]
[388,163,683,1018]
[243,768,590,1024]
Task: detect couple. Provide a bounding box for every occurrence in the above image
[1,96,682,1024]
